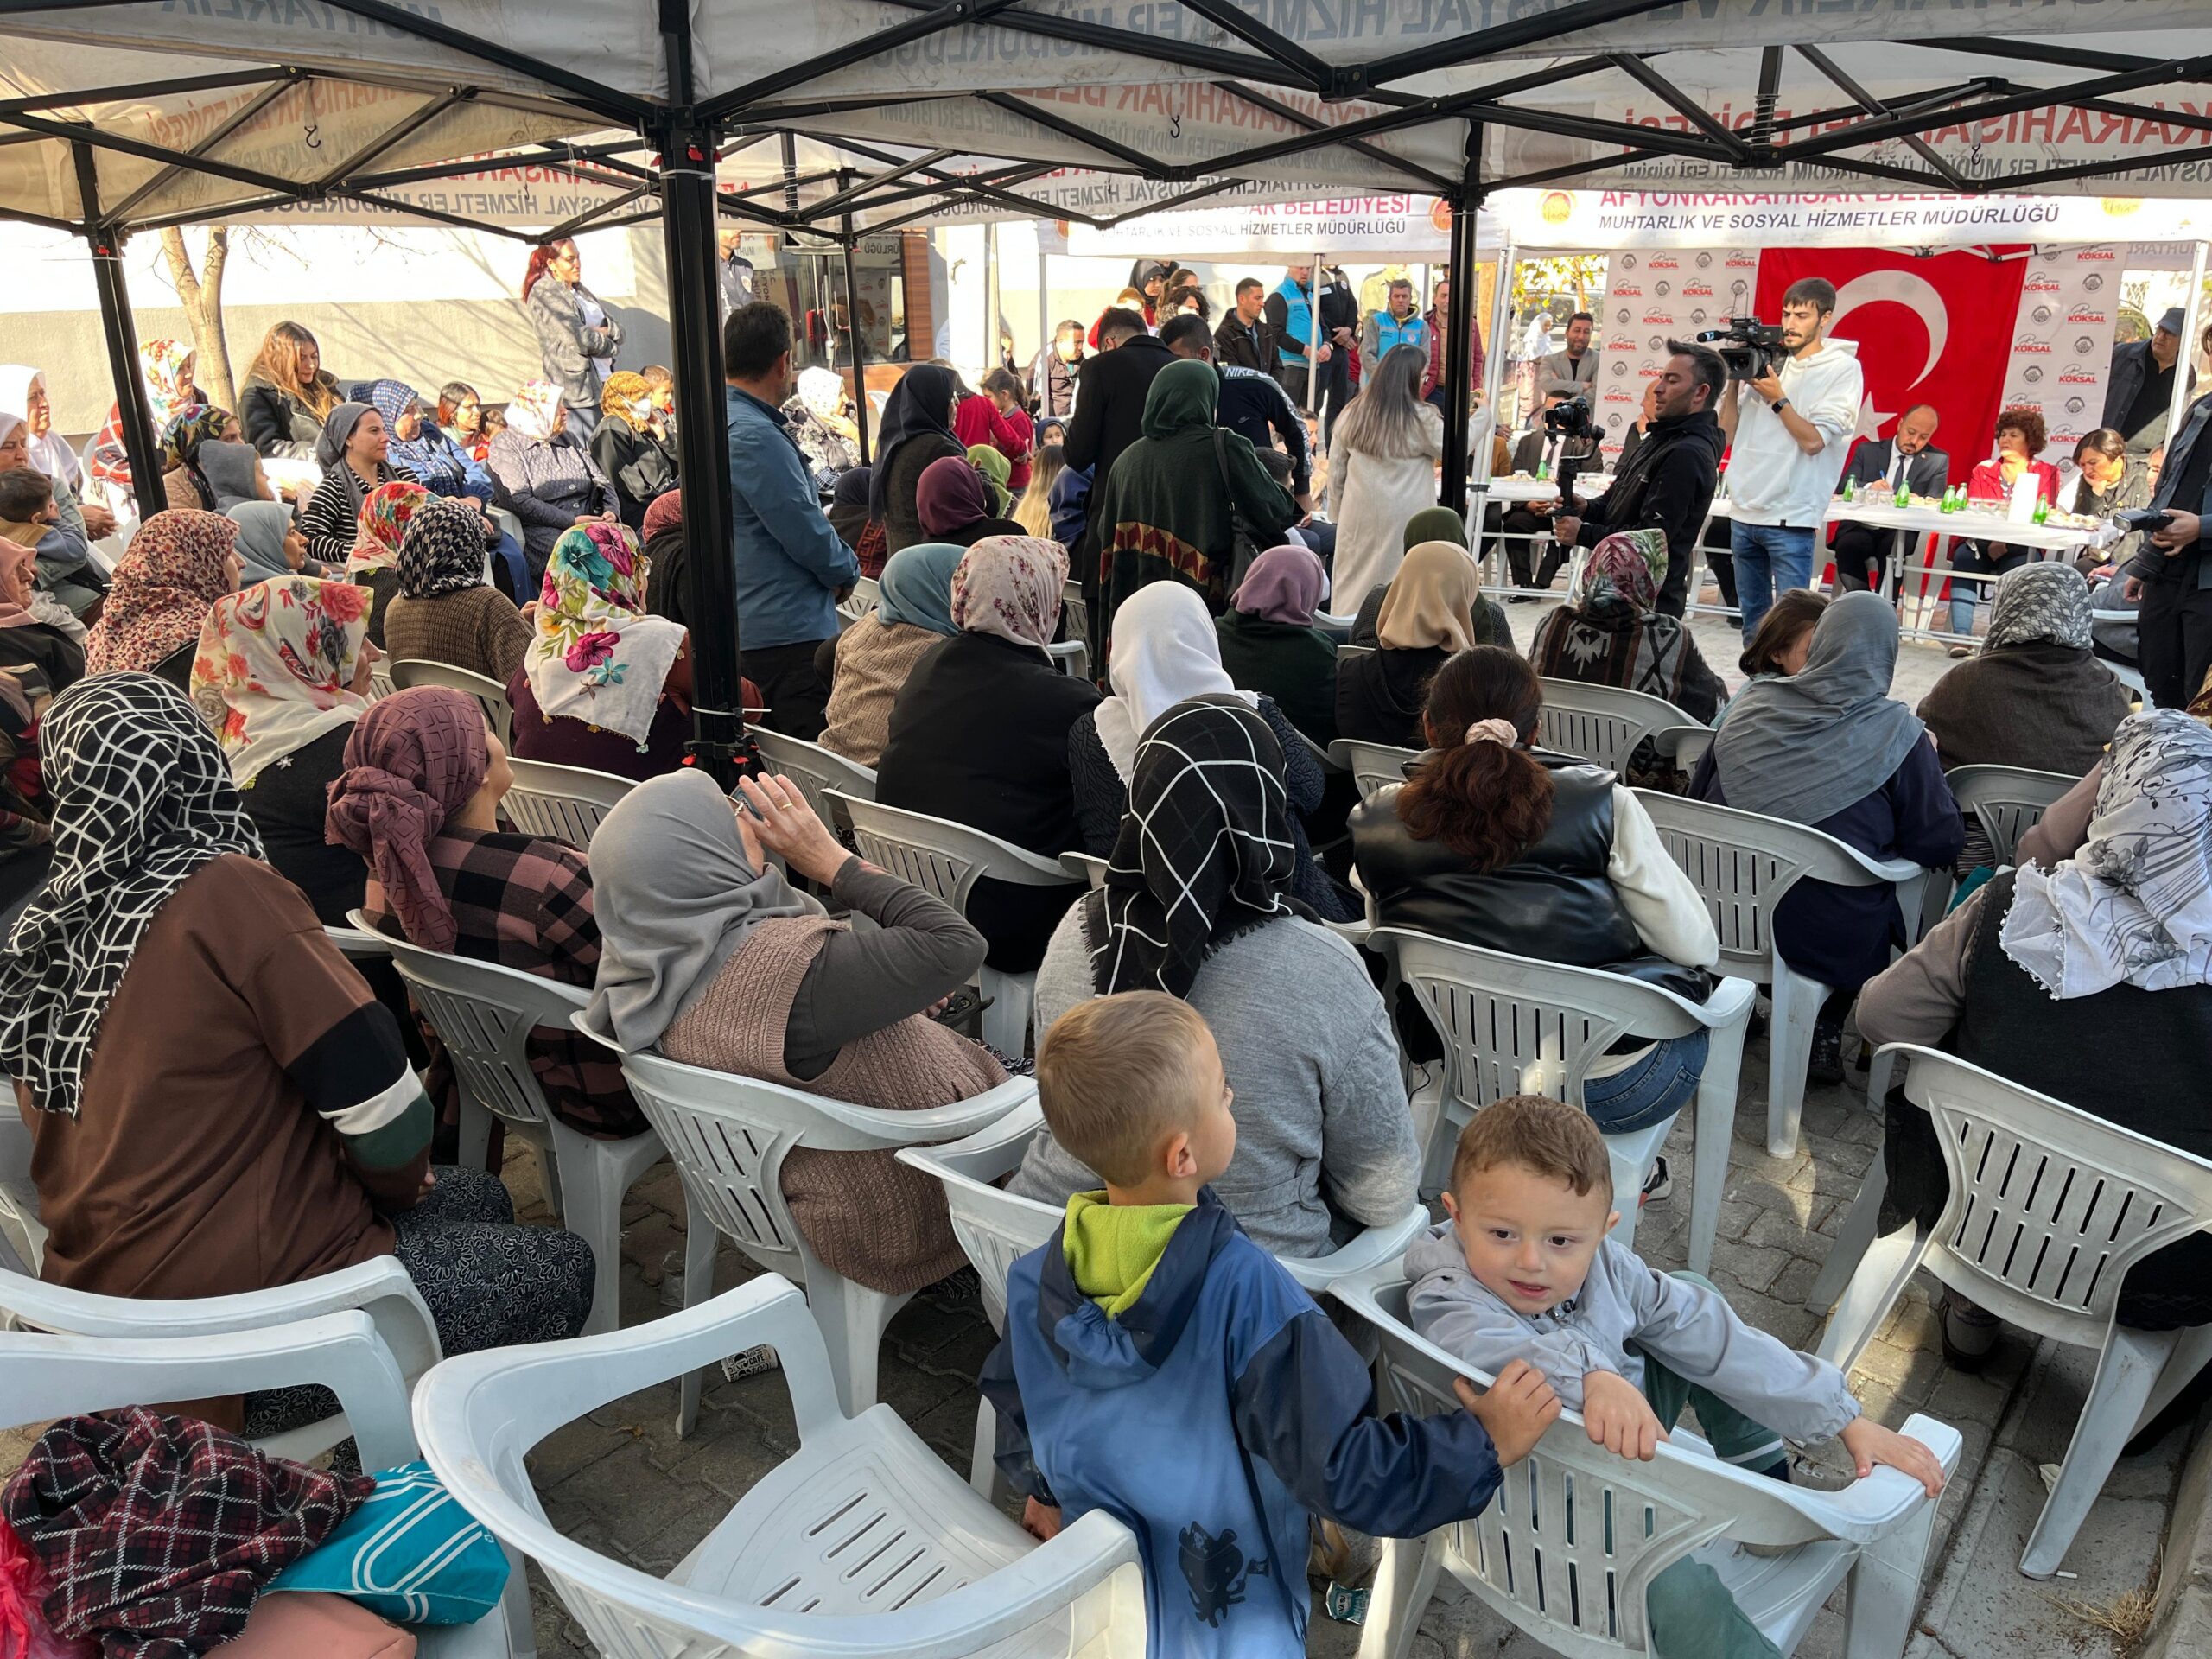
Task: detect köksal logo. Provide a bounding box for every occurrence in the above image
[2058,364,2098,384]
[2013,334,2053,354]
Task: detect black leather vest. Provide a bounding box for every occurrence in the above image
[1350,751,1702,999]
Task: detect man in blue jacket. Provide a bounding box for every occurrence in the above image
[723,302,857,739]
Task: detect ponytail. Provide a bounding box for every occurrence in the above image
[1395,646,1554,871]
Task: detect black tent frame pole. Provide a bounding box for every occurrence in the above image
[72,141,162,518]
[1440,120,1484,516]
[840,193,871,467]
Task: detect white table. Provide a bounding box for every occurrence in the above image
[1476,473,1612,505]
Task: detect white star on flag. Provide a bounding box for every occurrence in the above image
[1855,393,1894,442]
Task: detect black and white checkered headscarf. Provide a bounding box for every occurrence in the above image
[0,673,264,1117]
[1085,696,1310,999]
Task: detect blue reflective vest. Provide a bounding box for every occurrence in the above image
[1273,277,1313,368]
[1369,309,1429,359]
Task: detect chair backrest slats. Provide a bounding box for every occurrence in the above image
[1535,679,1694,780]
[502,760,635,851]
[751,731,878,834]
[1326,739,1420,807]
[388,658,513,747]
[1942,764,2077,870]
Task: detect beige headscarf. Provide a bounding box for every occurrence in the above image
[1375,540,1483,652]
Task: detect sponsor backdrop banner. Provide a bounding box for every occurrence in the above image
[1597,245,1759,463]
[1999,246,2125,455]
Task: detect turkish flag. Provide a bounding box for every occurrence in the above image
[1755,246,2028,491]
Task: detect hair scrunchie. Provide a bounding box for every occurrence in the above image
[1462,717,1522,747]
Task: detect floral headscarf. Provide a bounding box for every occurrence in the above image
[395,499,490,600]
[951,535,1065,649]
[524,523,687,749]
[160,405,229,507]
[504,380,565,443]
[1575,527,1666,616]
[140,340,194,428]
[83,510,238,675]
[189,576,372,787]
[347,480,433,575]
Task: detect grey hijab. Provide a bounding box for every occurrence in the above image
[581,769,823,1051]
[226,500,292,580]
[1985,562,2094,652]
[199,439,262,513]
[1713,590,1925,824]
[313,401,376,514]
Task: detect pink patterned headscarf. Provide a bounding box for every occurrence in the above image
[951,535,1067,649]
[83,509,238,675]
[503,380,566,443]
[323,687,491,952]
[189,576,372,787]
[523,522,686,749]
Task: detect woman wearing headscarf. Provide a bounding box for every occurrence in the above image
[877,536,1100,973]
[300,401,414,569]
[1215,543,1339,746]
[784,366,862,488]
[327,686,647,1142]
[915,454,1025,549]
[85,339,195,505]
[1088,359,1298,653]
[0,365,92,505]
[1351,647,1721,1140]
[189,576,378,925]
[510,522,690,779]
[1349,505,1514,653]
[225,499,309,588]
[369,375,524,596]
[1069,581,1353,919]
[871,364,966,556]
[583,766,1002,1294]
[0,676,593,1425]
[486,380,620,579]
[1861,708,2212,1362]
[640,487,690,625]
[0,414,105,622]
[0,652,49,930]
[157,404,231,512]
[1014,697,1417,1254]
[524,238,622,439]
[338,477,432,648]
[83,508,240,686]
[1529,526,1730,749]
[1336,537,1484,749]
[965,442,1014,517]
[588,369,678,531]
[0,365,116,597]
[379,499,536,685]
[0,533,85,707]
[1327,343,1446,606]
[819,542,963,767]
[1690,591,1963,1082]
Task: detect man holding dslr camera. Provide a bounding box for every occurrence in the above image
[1713,277,1865,638]
[1551,342,1729,617]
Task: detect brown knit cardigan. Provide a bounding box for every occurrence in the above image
[819,616,944,769]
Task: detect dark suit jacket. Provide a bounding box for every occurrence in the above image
[1843,438,1950,499]
[1063,335,1175,543]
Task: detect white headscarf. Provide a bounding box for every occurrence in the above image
[1091,580,1256,782]
[797,367,846,422]
[0,365,78,486]
[2001,709,2212,999]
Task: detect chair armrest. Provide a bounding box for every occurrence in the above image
[1681,974,1758,1030]
[1282,1205,1430,1292]
[802,1073,1040,1148]
[1323,918,1373,947]
[1788,1414,1961,1544]
[896,1097,1045,1185]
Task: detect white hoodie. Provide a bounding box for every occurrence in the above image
[1726,337,1863,529]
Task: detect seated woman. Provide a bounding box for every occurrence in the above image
[226,500,308,588]
[1691,591,1963,1081]
[820,542,962,768]
[301,402,415,569]
[381,499,536,686]
[585,767,1001,1295]
[1013,442,1065,541]
[1860,709,2212,1363]
[0,401,106,622]
[0,534,85,710]
[826,467,882,579]
[1528,528,1729,784]
[84,508,240,687]
[239,321,342,470]
[0,464,102,646]
[1336,537,1484,750]
[1350,507,1513,651]
[871,365,966,556]
[1013,698,1418,1257]
[84,340,196,521]
[326,687,648,1141]
[916,454,1025,548]
[510,523,691,780]
[1951,405,2066,657]
[372,377,524,598]
[0,656,49,931]
[589,370,678,532]
[1352,646,1721,1140]
[1071,580,1352,920]
[486,380,620,581]
[1215,543,1339,747]
[784,366,862,490]
[343,478,432,648]
[875,537,1099,976]
[0,675,594,1432]
[190,575,377,926]
[641,487,690,625]
[1732,588,1827,701]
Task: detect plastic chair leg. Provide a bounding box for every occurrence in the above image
[1808,1160,1889,1315]
[1687,1018,1746,1278]
[2136,1322,2212,1436]
[979,967,1036,1058]
[455,1101,493,1173]
[969,1397,1008,1504]
[1766,966,1828,1157]
[550,1128,626,1338]
[1355,1532,1442,1659]
[676,1195,718,1440]
[804,1267,909,1417]
[2020,1326,2177,1579]
[1815,1221,1928,1373]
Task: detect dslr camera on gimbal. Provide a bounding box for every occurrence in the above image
[1694,318,1788,381]
[1541,395,1596,441]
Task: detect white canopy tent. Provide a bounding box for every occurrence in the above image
[3,0,2209,766]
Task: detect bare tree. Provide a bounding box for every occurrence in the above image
[158,226,234,410]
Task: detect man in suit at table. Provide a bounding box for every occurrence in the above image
[1830,404,1948,595]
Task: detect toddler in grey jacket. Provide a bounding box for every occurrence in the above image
[1405,1096,1946,1659]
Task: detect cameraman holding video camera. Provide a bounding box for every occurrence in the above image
[1713,277,1865,639]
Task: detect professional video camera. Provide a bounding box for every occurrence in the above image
[1694,317,1788,381]
[1542,395,1596,441]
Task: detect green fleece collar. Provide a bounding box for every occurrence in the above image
[1062,1191,1194,1319]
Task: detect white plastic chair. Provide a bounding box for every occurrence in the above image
[610,1039,1036,1427]
[1634,791,1935,1156]
[899,1097,1431,1497]
[412,1274,1146,1658]
[1045,638,1091,681]
[500,757,634,850]
[830,790,1083,1057]
[750,728,877,836]
[1813,1045,2212,1580]
[1371,928,1750,1272]
[366,664,397,702]
[390,658,514,747]
[1060,851,1108,888]
[326,920,393,962]
[1337,642,1376,664]
[0,1256,437,1469]
[1333,1268,1960,1659]
[1327,737,1421,806]
[1652,723,1714,776]
[1313,608,1355,640]
[1060,580,1090,654]
[3,1313,526,1658]
[360,914,668,1338]
[1537,678,1698,779]
[1942,763,2078,869]
[0,1112,46,1275]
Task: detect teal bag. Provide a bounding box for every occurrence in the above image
[269,1460,509,1625]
